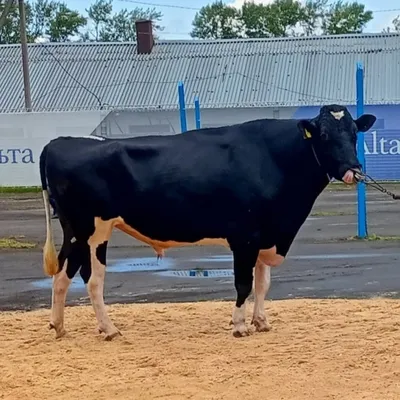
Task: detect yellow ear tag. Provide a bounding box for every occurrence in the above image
[304,129,312,139]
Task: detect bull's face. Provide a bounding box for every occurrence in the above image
[300,105,376,184]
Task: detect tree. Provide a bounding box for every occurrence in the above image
[83,0,163,42]
[190,1,243,39]
[1,0,162,44]
[0,0,33,44]
[321,1,373,35]
[0,0,87,43]
[269,0,304,37]
[30,0,56,39]
[383,15,400,33]
[393,16,400,32]
[191,0,374,39]
[47,2,87,42]
[240,0,303,38]
[241,1,292,38]
[299,0,328,36]
[108,7,163,41]
[86,0,112,41]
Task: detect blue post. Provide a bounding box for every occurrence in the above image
[178,81,187,132]
[194,96,201,129]
[356,61,367,238]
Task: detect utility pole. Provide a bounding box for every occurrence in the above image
[18,0,32,112]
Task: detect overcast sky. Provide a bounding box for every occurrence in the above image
[66,0,400,39]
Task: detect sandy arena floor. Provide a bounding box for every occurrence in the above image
[1,299,400,400]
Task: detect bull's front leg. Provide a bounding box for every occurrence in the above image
[87,248,121,340]
[251,259,271,332]
[87,218,121,341]
[251,247,284,333]
[231,245,259,338]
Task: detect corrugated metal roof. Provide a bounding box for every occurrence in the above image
[1,32,400,112]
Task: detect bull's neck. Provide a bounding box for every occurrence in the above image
[293,137,330,196]
[302,140,331,195]
[264,121,331,195]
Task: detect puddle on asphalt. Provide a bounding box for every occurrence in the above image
[31,277,85,291]
[30,257,174,290]
[191,255,232,263]
[29,252,400,288]
[158,269,234,278]
[107,257,174,273]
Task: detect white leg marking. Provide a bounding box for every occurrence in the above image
[252,259,271,332]
[87,218,121,341]
[231,302,249,337]
[49,261,71,338]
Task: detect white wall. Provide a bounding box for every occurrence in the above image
[0,107,297,186]
[0,110,103,186]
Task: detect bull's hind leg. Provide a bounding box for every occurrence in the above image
[50,261,70,338]
[48,219,73,338]
[251,259,271,332]
[49,221,88,338]
[87,217,121,341]
[230,245,259,338]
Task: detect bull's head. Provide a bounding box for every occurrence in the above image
[299,105,376,184]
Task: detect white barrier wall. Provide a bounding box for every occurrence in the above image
[0,111,103,186]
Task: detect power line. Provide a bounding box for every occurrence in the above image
[116,0,400,14]
[117,0,200,10]
[38,42,104,107]
[373,8,400,13]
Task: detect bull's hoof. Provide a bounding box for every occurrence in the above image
[49,322,66,339]
[251,317,272,333]
[98,326,122,341]
[232,324,250,338]
[104,330,122,341]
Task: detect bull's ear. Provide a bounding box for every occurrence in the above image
[355,114,376,132]
[298,120,318,140]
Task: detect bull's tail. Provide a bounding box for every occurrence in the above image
[40,145,58,277]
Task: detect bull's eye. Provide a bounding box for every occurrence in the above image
[321,133,329,141]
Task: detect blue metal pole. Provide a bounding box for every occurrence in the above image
[178,81,187,132]
[356,61,367,238]
[194,96,201,129]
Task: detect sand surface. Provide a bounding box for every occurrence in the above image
[1,299,400,400]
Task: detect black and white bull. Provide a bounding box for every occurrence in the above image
[39,104,376,339]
